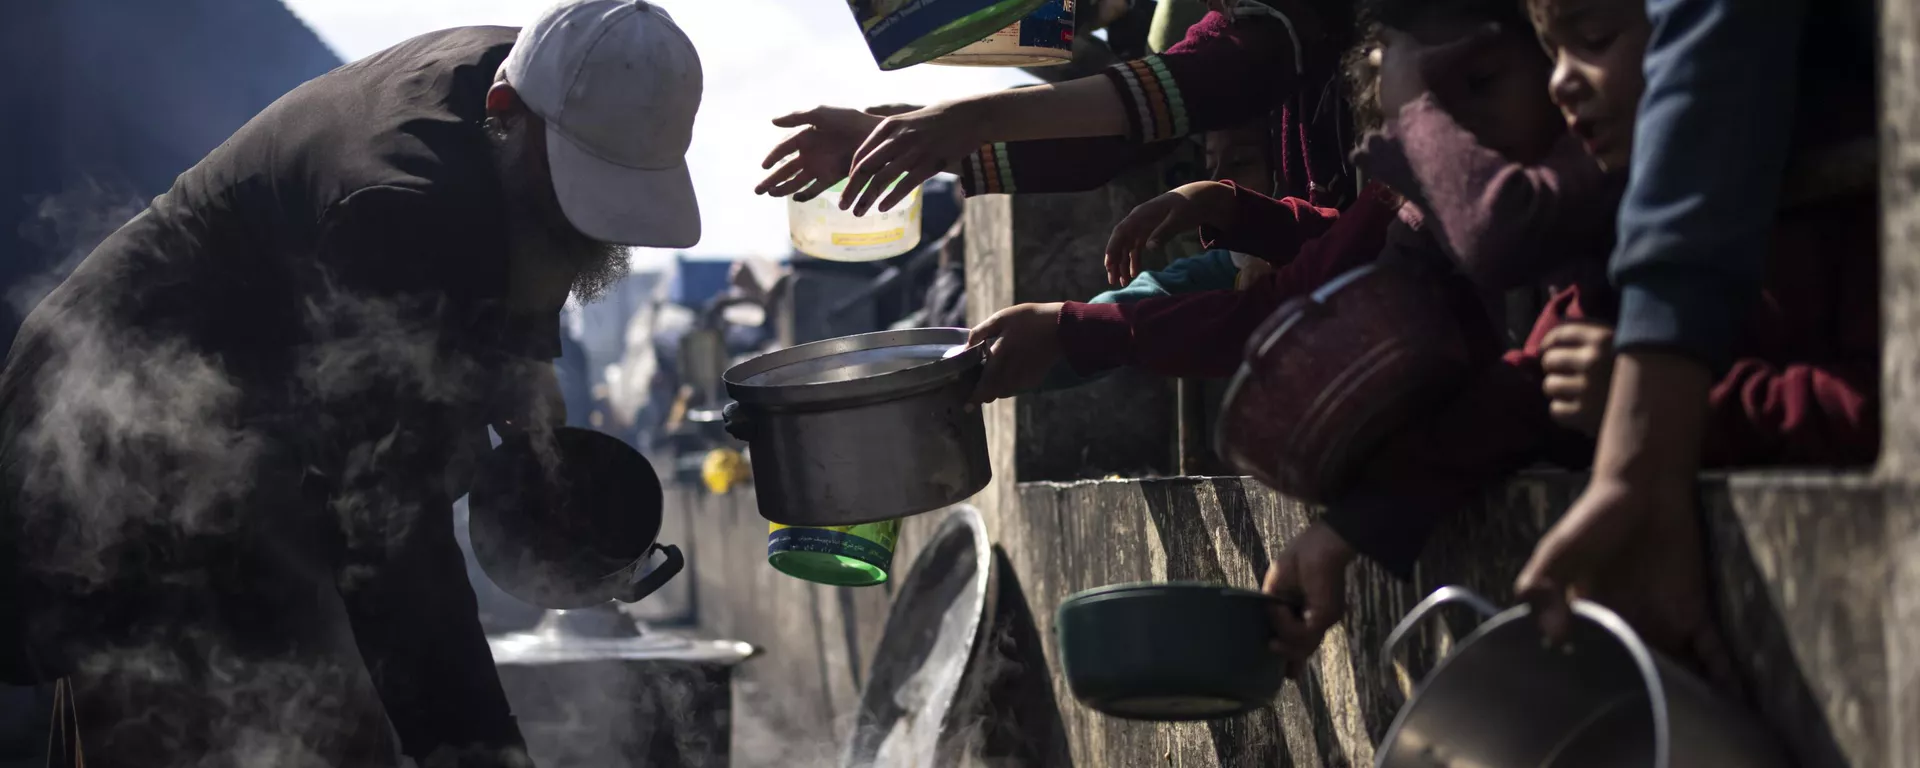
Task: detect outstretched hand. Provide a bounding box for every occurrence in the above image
[966,303,1065,404]
[756,104,920,202]
[1105,181,1236,286]
[845,101,987,216]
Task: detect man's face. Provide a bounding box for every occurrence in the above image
[1529,0,1651,171]
[488,95,629,304]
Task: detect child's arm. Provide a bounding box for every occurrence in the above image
[1356,95,1622,291]
[959,6,1327,196]
[1106,181,1339,284]
[1058,187,1398,380]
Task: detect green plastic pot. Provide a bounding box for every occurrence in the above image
[1056,582,1298,721]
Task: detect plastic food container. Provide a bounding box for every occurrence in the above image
[787,179,923,262]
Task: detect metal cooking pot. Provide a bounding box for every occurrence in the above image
[469,427,683,609]
[721,328,990,526]
[1216,261,1471,503]
[1377,587,1789,768]
[1055,582,1300,721]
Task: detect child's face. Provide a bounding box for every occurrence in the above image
[1206,126,1272,191]
[1393,20,1565,165]
[1528,0,1651,171]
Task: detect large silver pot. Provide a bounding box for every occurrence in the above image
[722,328,990,526]
[1377,587,1788,768]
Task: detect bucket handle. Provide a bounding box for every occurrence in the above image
[1380,586,1500,701]
[617,543,685,604]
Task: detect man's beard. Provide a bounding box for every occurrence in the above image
[495,132,631,303]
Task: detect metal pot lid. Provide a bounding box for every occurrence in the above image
[844,506,998,768]
[724,328,986,408]
[488,630,759,667]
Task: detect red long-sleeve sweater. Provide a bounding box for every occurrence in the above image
[959,0,1355,207]
[1357,95,1879,468]
[1327,94,1880,577]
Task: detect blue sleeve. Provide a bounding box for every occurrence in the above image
[1609,0,1808,369]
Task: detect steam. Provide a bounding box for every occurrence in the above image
[3,180,561,764]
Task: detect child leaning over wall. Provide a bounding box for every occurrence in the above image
[1262,0,1880,684]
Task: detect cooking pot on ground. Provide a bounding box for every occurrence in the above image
[1216,261,1471,503]
[1055,582,1300,721]
[722,328,990,527]
[469,427,682,609]
[1377,587,1788,768]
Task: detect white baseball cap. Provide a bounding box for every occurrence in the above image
[503,0,703,248]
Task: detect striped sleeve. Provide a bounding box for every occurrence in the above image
[1102,56,1190,143]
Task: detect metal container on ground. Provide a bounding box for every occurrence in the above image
[1377,587,1790,768]
[722,328,990,526]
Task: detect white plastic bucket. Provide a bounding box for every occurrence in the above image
[933,0,1075,67]
[787,180,924,262]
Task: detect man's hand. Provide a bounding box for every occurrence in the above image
[756,105,920,202]
[1540,322,1616,437]
[1515,351,1739,691]
[846,100,989,216]
[1263,521,1357,678]
[1376,24,1502,120]
[967,303,1066,403]
[1105,181,1236,286]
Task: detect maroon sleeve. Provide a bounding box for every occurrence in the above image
[1700,359,1878,466]
[1055,187,1399,378]
[1322,358,1557,577]
[1354,95,1623,291]
[1197,180,1341,266]
[958,137,1181,196]
[1103,5,1323,142]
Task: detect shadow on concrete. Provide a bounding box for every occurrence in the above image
[1139,481,1347,768]
[964,546,1075,768]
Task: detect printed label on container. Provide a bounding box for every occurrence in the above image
[831,228,907,246]
[768,520,901,570]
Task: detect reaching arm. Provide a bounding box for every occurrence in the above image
[1357,95,1621,291]
[1057,187,1398,378]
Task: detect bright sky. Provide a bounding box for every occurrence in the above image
[280,0,1035,265]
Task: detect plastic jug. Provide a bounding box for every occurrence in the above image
[767,519,902,587]
[847,0,1052,71]
[787,179,923,262]
[933,0,1075,67]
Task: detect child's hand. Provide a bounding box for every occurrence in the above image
[757,106,889,201]
[967,303,1066,403]
[1262,521,1357,678]
[1377,24,1503,119]
[1540,321,1616,437]
[1105,181,1234,287]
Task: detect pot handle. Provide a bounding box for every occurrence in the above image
[617,543,685,604]
[1380,586,1500,701]
[721,401,752,442]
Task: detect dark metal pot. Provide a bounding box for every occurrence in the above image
[469,427,682,609]
[722,328,990,526]
[1055,582,1297,721]
[1216,261,1471,503]
[1378,587,1789,768]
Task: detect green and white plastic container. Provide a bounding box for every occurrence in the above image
[846,0,1052,71]
[768,519,901,587]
